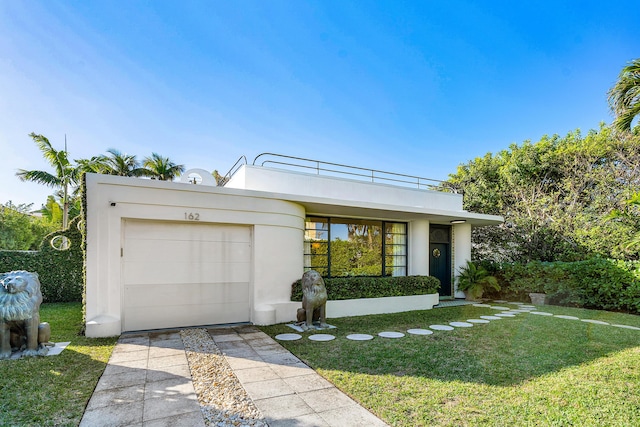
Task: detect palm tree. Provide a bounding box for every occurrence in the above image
[16,133,80,229]
[141,153,185,181]
[456,260,500,300]
[608,58,640,133]
[99,149,144,176]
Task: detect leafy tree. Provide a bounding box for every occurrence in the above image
[141,152,185,181]
[16,133,81,229]
[609,192,640,252]
[212,170,226,185]
[38,194,81,226]
[0,202,57,250]
[608,58,640,133]
[448,125,640,262]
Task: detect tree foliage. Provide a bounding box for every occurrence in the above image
[448,125,640,262]
[141,152,185,180]
[17,133,187,223]
[0,202,57,250]
[16,133,83,228]
[608,58,640,133]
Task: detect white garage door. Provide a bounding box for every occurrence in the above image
[122,220,251,332]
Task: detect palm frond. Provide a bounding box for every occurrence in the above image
[15,169,61,187]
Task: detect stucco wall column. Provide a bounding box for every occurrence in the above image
[409,220,430,276]
[251,223,304,324]
[453,223,472,298]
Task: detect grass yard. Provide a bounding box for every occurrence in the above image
[260,304,640,427]
[0,303,117,427]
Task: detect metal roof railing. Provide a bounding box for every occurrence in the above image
[221,152,459,193]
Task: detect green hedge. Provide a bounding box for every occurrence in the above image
[0,216,84,303]
[291,275,441,301]
[487,258,640,314]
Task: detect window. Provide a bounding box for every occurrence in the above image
[304,217,407,277]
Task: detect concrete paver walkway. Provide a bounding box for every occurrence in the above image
[80,326,387,427]
[210,326,387,426]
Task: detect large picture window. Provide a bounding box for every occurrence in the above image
[304,217,407,277]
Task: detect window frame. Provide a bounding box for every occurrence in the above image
[304,216,408,278]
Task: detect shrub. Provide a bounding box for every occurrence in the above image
[291,275,441,301]
[0,216,84,303]
[493,258,640,314]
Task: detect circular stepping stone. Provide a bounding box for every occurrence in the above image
[407,328,433,335]
[480,315,502,320]
[611,324,640,331]
[510,309,531,313]
[554,315,579,320]
[467,319,490,324]
[520,305,536,308]
[530,311,554,316]
[430,324,455,331]
[489,306,511,310]
[495,312,516,317]
[378,331,405,338]
[275,333,302,341]
[581,319,609,325]
[346,334,374,341]
[493,300,508,303]
[450,321,473,327]
[472,303,492,308]
[308,334,336,342]
[509,302,524,305]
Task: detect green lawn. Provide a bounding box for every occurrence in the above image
[260,305,640,427]
[0,303,117,427]
[2,303,639,427]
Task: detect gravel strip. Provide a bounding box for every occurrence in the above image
[181,328,267,427]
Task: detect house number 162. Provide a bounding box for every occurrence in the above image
[184,212,200,221]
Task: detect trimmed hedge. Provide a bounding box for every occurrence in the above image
[291,275,441,301]
[0,216,84,303]
[486,258,640,314]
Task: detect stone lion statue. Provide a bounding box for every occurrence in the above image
[296,270,328,331]
[0,271,51,359]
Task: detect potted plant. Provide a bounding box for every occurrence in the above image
[528,292,547,305]
[456,261,500,301]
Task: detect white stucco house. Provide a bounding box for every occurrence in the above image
[84,154,502,337]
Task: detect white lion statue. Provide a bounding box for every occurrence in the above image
[0,271,51,359]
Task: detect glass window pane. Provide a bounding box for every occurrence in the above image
[330,218,382,277]
[306,217,406,278]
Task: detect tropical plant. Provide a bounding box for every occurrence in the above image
[16,133,81,229]
[39,194,82,226]
[95,148,144,176]
[608,58,640,133]
[456,260,500,300]
[141,152,185,181]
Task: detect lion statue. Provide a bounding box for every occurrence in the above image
[0,271,51,359]
[296,270,328,331]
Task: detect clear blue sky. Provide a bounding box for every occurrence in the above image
[1,1,638,207]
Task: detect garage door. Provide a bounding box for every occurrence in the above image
[122,220,251,331]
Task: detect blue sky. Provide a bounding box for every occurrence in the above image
[1,1,638,207]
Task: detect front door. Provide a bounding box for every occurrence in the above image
[430,242,451,297]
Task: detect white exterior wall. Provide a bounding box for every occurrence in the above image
[409,220,430,276]
[85,166,501,336]
[453,223,472,298]
[226,165,464,212]
[85,174,305,337]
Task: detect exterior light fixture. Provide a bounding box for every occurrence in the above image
[450,219,466,224]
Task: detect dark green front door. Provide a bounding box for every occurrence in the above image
[430,242,451,297]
